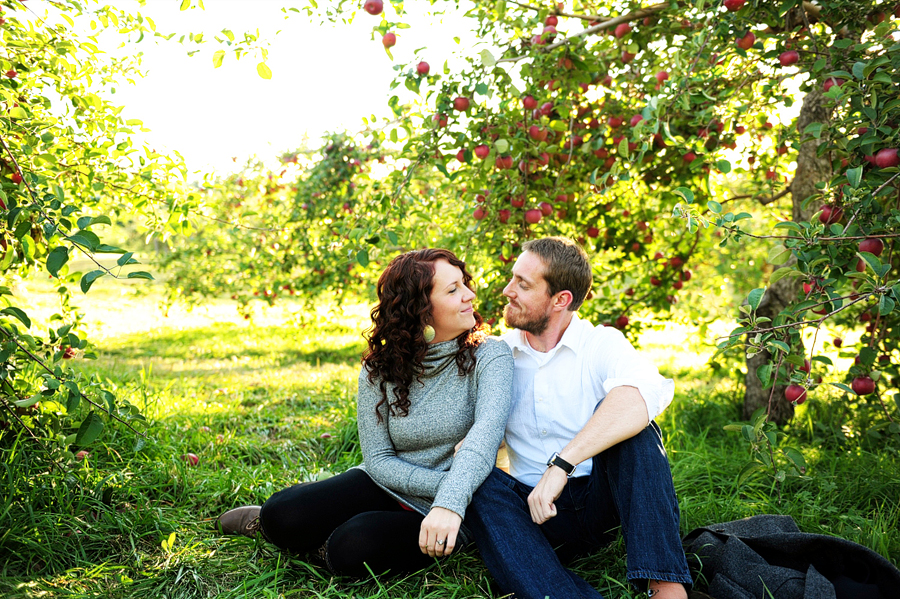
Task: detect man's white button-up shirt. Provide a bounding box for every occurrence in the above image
[501,313,675,487]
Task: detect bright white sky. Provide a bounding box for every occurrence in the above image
[104,0,481,176]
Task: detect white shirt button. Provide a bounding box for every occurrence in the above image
[541,429,547,435]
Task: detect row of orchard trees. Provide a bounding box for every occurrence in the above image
[164,0,900,483]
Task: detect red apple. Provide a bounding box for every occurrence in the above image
[859,238,884,256]
[540,102,553,116]
[182,453,199,466]
[382,32,396,47]
[823,77,845,92]
[615,315,629,329]
[522,95,538,110]
[555,194,568,203]
[524,209,542,224]
[587,226,600,238]
[669,256,683,268]
[473,208,486,220]
[851,376,875,396]
[474,144,490,159]
[779,50,800,66]
[683,151,697,163]
[625,288,635,296]
[456,149,466,162]
[655,71,669,83]
[724,0,746,11]
[799,359,811,374]
[673,280,683,290]
[736,31,755,50]
[614,23,631,38]
[5,69,16,79]
[833,337,842,348]
[539,202,553,216]
[735,125,746,134]
[681,270,692,281]
[75,450,89,461]
[784,384,807,404]
[818,204,843,224]
[10,172,22,184]
[875,148,899,168]
[498,209,511,224]
[364,0,383,15]
[416,61,430,75]
[650,277,661,286]
[855,258,866,272]
[453,96,470,111]
[529,125,548,141]
[860,311,872,322]
[630,114,644,127]
[541,25,557,42]
[621,51,636,63]
[545,15,558,27]
[432,114,448,128]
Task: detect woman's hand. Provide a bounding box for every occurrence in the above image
[418,506,462,557]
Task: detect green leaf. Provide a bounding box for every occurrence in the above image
[782,447,807,474]
[767,339,790,353]
[769,267,800,285]
[830,382,853,393]
[859,251,882,273]
[846,166,863,189]
[878,295,894,316]
[212,50,225,68]
[386,231,399,246]
[256,62,272,79]
[672,187,694,204]
[46,246,69,277]
[774,221,802,231]
[1,307,31,329]
[707,200,722,214]
[21,235,35,261]
[75,411,105,446]
[480,49,496,68]
[80,270,106,293]
[14,394,41,408]
[356,249,369,267]
[116,252,135,267]
[748,288,766,311]
[767,244,791,265]
[737,461,766,486]
[852,61,865,80]
[126,271,154,281]
[716,159,731,174]
[756,363,772,387]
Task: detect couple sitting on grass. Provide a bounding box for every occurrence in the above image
[217,236,692,599]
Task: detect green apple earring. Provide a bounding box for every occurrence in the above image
[423,325,435,343]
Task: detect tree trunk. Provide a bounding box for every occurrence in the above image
[743,88,834,423]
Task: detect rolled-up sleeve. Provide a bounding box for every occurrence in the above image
[594,329,674,421]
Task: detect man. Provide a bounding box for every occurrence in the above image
[467,237,691,599]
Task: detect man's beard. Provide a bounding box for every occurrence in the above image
[503,302,550,335]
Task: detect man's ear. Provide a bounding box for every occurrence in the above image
[552,290,574,312]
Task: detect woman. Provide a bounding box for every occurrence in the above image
[216,248,514,577]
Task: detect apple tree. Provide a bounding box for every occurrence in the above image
[160,0,900,485]
[0,0,270,467]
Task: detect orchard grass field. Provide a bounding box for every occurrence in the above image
[2,281,899,599]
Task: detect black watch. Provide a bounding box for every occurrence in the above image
[547,452,576,477]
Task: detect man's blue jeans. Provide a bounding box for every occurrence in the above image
[467,422,692,599]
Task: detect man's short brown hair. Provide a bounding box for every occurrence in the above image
[521,237,593,311]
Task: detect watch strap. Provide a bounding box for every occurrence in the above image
[547,452,576,477]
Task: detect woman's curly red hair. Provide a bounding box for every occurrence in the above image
[362,249,487,421]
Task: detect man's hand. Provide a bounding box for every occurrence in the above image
[527,464,568,524]
[418,506,462,557]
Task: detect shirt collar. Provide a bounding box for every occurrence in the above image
[508,312,585,355]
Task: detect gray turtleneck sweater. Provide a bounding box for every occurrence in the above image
[357,337,514,521]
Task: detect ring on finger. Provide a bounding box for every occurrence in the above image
[436,539,445,545]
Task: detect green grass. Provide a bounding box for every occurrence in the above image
[1,286,898,598]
